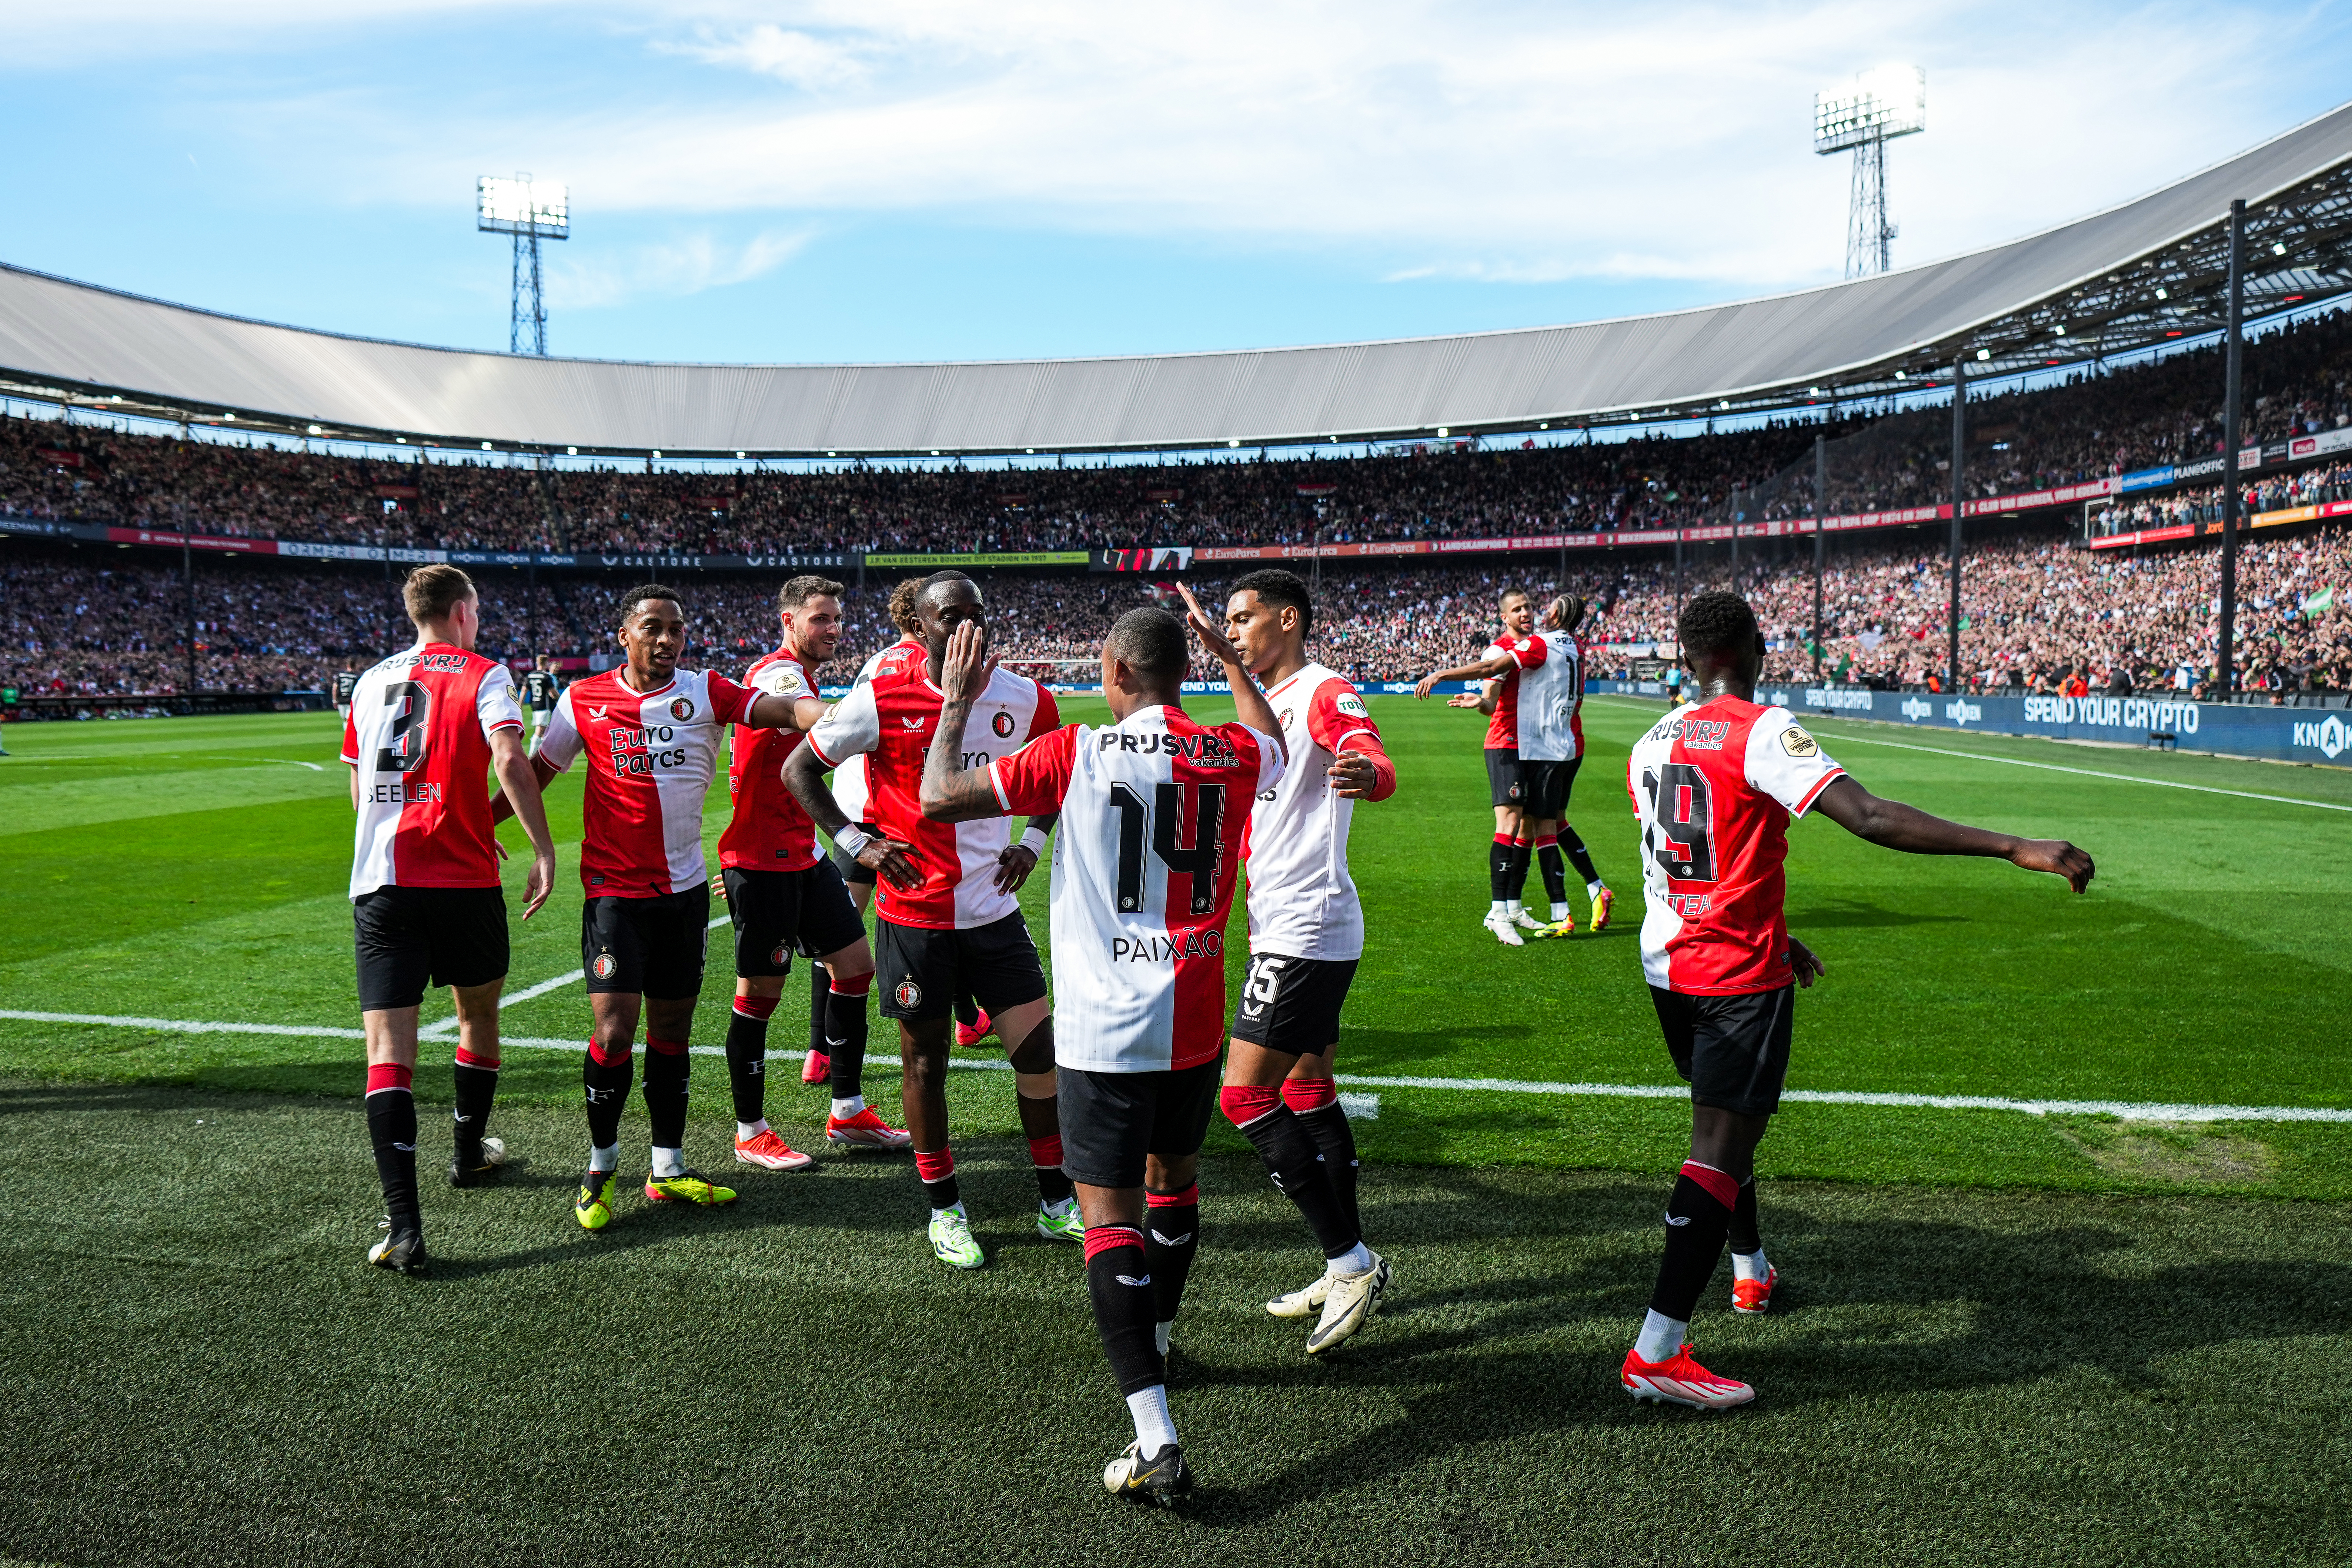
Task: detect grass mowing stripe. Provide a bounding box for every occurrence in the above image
[1588,696,2352,812]
[9,1009,2344,1122]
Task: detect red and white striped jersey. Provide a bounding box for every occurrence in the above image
[719,647,821,872]
[535,667,756,898]
[804,645,1058,930]
[342,643,524,897]
[1482,634,1542,749]
[1516,632,1587,763]
[1245,663,1378,962]
[991,705,1283,1072]
[829,636,919,828]
[1626,695,1846,995]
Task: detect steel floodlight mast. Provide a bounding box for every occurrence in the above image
[477,174,568,356]
[1815,66,1925,278]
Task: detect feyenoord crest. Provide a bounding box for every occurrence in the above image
[770,942,791,967]
[592,952,618,980]
[670,697,695,721]
[894,979,922,1010]
[990,711,1016,739]
[1277,709,1294,731]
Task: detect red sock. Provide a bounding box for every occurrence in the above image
[365,1062,412,1096]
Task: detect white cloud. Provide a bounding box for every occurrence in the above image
[546,227,812,309]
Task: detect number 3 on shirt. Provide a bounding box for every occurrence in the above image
[376,681,431,775]
[1107,780,1226,915]
[1640,763,1716,882]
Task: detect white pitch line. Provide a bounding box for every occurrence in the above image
[1588,696,2352,813]
[418,916,732,1038]
[5,1009,2345,1123]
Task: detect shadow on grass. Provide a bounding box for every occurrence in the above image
[1788,900,1970,929]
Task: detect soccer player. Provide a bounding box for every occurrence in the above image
[1414,588,1550,944]
[522,656,562,750]
[785,573,1079,1270]
[344,564,558,1276]
[1619,591,2094,1410]
[719,575,908,1166]
[501,584,822,1231]
[1217,569,1399,1352]
[917,592,1284,1504]
[1516,594,1613,937]
[332,664,361,724]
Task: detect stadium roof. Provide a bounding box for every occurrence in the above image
[6,103,2352,458]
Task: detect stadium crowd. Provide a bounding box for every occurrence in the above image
[7,307,2352,559]
[7,515,2346,702]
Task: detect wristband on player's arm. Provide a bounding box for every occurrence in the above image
[1019,826,1050,857]
[833,824,872,858]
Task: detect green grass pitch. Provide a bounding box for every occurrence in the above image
[2,695,2349,1564]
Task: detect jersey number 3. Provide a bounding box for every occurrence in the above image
[1108,780,1226,915]
[375,681,432,775]
[1640,763,1716,882]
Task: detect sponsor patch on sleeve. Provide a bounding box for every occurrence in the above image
[1334,693,1369,718]
[1780,725,1820,757]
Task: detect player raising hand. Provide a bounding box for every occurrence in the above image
[1619,591,2094,1412]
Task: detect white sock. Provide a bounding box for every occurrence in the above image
[735,1119,768,1142]
[1635,1308,1687,1364]
[1155,1321,1173,1357]
[831,1094,865,1119]
[588,1141,619,1174]
[1329,1241,1374,1274]
[651,1145,686,1178]
[1505,899,1523,917]
[1488,899,1506,917]
[1588,879,1608,898]
[932,1200,965,1222]
[1732,1247,1771,1281]
[1125,1385,1178,1454]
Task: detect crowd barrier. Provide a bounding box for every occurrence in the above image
[1588,681,2352,765]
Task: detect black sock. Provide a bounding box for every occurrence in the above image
[582,1046,634,1152]
[1728,1176,1761,1256]
[1145,1186,1201,1328]
[1649,1165,1735,1322]
[808,962,830,1059]
[1560,825,1600,886]
[1537,842,1568,905]
[643,1040,689,1152]
[724,999,772,1125]
[367,1086,420,1232]
[826,976,872,1101]
[450,1058,498,1166]
[1085,1226,1164,1396]
[1488,838,1511,901]
[1291,1101,1361,1241]
[953,993,979,1030]
[1234,1102,1361,1259]
[1505,841,1533,901]
[916,1148,960,1211]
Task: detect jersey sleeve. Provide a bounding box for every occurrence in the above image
[703,671,756,726]
[749,660,816,702]
[475,664,524,738]
[535,687,585,773]
[1240,723,1288,797]
[804,681,881,766]
[1028,682,1062,741]
[338,697,360,765]
[1502,636,1546,671]
[1745,708,1846,816]
[990,723,1081,815]
[1307,676,1379,754]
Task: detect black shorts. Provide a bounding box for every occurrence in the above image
[1649,984,1794,1118]
[1485,746,1523,807]
[723,862,867,978]
[1519,756,1581,819]
[1229,952,1358,1055]
[583,883,712,1000]
[832,826,881,886]
[354,886,509,1012]
[875,912,1048,1022]
[1057,1060,1222,1190]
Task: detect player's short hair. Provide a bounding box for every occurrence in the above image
[1106,606,1188,686]
[1678,591,1761,658]
[1550,593,1587,630]
[618,584,686,623]
[1499,587,1530,608]
[402,564,475,625]
[885,577,926,633]
[1231,568,1313,635]
[777,575,844,611]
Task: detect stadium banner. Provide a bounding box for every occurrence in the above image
[0,514,78,538]
[864,550,1089,568]
[1590,682,2351,764]
[2090,496,2352,551]
[1093,546,1197,572]
[108,526,280,555]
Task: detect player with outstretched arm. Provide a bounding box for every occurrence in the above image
[1618,591,2094,1410]
[919,591,1285,1505]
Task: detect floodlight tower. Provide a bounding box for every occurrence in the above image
[477,174,569,355]
[1813,67,1925,278]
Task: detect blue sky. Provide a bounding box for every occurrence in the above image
[5,1,2352,367]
